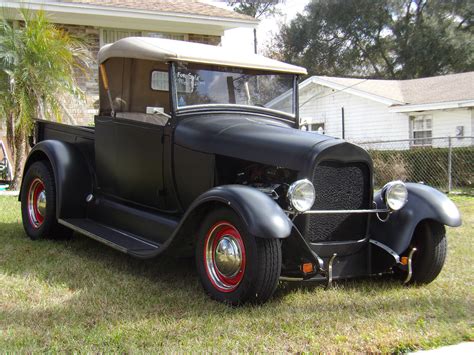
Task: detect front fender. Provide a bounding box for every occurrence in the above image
[20,140,93,219]
[370,182,461,255]
[136,184,293,259]
[186,185,292,240]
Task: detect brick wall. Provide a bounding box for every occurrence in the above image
[58,24,100,125]
[56,25,221,125]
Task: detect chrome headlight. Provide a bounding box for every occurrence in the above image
[382,181,408,211]
[287,179,315,212]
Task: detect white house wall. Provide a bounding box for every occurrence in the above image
[298,86,410,149]
[426,108,473,148]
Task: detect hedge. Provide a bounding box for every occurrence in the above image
[368,146,474,190]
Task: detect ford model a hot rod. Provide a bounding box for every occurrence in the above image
[20,38,461,305]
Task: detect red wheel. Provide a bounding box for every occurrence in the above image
[27,178,46,228]
[204,221,246,292]
[21,161,73,240]
[196,207,281,305]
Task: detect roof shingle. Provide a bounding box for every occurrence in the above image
[60,0,256,21]
[314,72,474,106]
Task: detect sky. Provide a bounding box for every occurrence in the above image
[205,1,310,54]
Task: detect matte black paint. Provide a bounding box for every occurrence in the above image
[17,53,462,291]
[174,113,335,171]
[281,227,324,279]
[187,185,293,240]
[293,140,374,250]
[59,218,161,257]
[21,110,461,281]
[37,119,95,142]
[173,145,215,209]
[133,184,295,259]
[95,116,166,208]
[87,196,179,244]
[370,182,462,256]
[293,248,370,281]
[21,140,93,219]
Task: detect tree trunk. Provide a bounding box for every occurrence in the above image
[6,111,15,159]
[10,132,26,191]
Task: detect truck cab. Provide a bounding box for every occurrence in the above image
[20,38,461,305]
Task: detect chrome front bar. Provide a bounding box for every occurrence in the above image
[285,208,390,215]
[285,207,392,222]
[302,208,390,214]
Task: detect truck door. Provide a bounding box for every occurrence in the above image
[95,115,166,209]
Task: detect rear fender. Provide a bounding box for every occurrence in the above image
[370,182,461,255]
[20,140,93,219]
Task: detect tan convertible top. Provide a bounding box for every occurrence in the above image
[98,37,307,75]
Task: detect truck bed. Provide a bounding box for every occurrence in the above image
[35,119,95,166]
[36,119,95,144]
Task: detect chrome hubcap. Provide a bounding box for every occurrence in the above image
[214,236,242,277]
[37,191,46,217]
[204,222,246,292]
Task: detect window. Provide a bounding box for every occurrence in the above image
[411,115,432,147]
[101,29,141,46]
[151,71,169,91]
[309,123,325,134]
[151,70,195,93]
[146,32,186,41]
[101,29,187,47]
[173,62,296,116]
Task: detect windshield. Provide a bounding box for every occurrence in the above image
[173,63,295,116]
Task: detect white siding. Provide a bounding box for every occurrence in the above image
[271,82,474,150]
[299,86,410,149]
[427,108,473,147]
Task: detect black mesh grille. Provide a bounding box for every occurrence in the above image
[305,161,370,243]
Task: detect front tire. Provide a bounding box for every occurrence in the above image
[21,161,72,240]
[408,221,447,284]
[196,207,281,305]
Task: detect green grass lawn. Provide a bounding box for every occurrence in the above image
[0,196,472,352]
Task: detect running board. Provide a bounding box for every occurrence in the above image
[59,218,161,258]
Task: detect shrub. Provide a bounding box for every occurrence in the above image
[372,153,408,186]
[368,146,474,190]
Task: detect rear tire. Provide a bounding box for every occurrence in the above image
[21,161,73,240]
[196,207,281,305]
[408,221,447,284]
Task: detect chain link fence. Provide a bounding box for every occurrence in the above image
[353,136,474,194]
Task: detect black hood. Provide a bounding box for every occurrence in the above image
[174,112,365,171]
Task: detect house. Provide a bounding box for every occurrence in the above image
[1,0,257,124]
[270,71,474,149]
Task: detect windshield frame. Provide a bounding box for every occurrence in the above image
[169,62,299,122]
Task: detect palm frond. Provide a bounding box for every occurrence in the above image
[0,7,91,130]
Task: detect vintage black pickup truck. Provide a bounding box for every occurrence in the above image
[20,38,461,305]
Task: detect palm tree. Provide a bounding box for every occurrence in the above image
[0,9,90,189]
